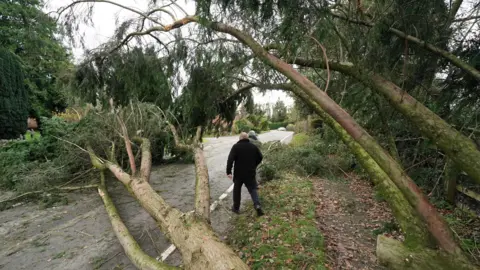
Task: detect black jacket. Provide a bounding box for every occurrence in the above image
[226,139,263,180]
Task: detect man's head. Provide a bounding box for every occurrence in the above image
[239,132,248,140]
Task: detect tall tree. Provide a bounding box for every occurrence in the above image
[0,0,71,117]
[271,99,287,122]
[0,49,28,139]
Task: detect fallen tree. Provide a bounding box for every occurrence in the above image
[284,57,480,187]
[96,170,175,270]
[87,117,247,269]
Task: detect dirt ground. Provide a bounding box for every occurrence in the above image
[0,131,292,270]
[314,175,397,270]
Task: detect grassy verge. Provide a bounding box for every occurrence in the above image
[290,133,309,147]
[228,174,325,269]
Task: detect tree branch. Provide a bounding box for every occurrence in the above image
[97,171,176,270]
[116,115,136,175]
[133,137,152,182]
[330,13,480,81]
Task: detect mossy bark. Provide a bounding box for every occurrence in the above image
[290,58,480,188]
[444,159,459,204]
[376,235,477,270]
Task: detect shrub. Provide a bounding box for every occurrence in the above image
[258,133,353,181]
[286,123,295,131]
[234,119,254,133]
[269,121,288,130]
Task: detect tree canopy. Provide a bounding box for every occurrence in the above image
[0,0,71,117]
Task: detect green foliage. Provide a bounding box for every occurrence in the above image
[286,123,295,131]
[0,49,29,139]
[290,133,309,147]
[0,116,82,191]
[271,100,287,123]
[0,0,71,117]
[234,119,254,133]
[0,103,174,195]
[268,121,288,130]
[72,46,172,109]
[259,133,353,181]
[228,175,324,269]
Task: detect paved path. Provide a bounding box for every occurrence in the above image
[0,131,293,269]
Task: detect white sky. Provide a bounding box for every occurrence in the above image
[45,0,294,107]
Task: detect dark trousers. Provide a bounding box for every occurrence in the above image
[232,178,260,210]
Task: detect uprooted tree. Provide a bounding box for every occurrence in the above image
[55,0,480,269]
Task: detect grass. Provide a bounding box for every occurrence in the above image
[228,174,325,270]
[290,133,310,147]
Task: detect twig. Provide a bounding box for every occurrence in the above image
[75,230,94,238]
[428,162,447,197]
[94,251,122,269]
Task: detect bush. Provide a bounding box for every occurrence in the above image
[286,123,295,131]
[0,103,176,194]
[258,133,353,182]
[234,119,254,133]
[269,121,288,130]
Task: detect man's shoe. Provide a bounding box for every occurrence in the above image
[231,207,240,214]
[255,206,264,217]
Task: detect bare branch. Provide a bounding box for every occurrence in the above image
[56,0,164,26]
[116,115,136,175]
[453,15,480,22]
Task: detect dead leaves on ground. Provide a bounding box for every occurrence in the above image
[315,175,399,270]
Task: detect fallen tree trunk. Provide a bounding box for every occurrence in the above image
[287,57,480,187]
[89,136,248,269]
[97,171,175,270]
[376,235,476,270]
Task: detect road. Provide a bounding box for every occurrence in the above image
[0,131,293,269]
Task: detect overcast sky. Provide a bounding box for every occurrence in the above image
[45,0,294,107]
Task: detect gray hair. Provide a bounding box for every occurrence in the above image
[239,132,248,140]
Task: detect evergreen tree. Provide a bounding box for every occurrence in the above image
[0,49,29,139]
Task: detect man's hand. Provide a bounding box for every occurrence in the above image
[227,174,233,181]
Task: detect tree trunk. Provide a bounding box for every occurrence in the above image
[289,58,480,188]
[205,20,461,254]
[89,137,248,270]
[193,146,210,221]
[376,235,476,270]
[122,175,247,269]
[97,171,175,270]
[444,159,458,204]
[288,85,431,247]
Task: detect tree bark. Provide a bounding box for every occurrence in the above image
[97,171,175,270]
[204,20,461,254]
[444,159,458,204]
[193,146,210,221]
[89,139,248,270]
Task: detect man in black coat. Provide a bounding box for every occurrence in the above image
[227,132,264,216]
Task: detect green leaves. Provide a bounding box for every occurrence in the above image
[0,0,71,117]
